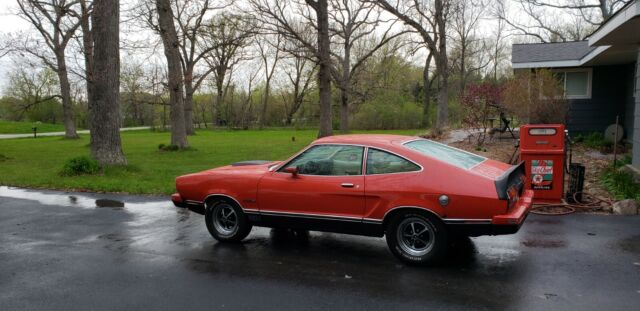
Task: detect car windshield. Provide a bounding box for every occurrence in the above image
[403,139,486,169]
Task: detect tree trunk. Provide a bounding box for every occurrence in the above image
[157,0,188,148]
[460,38,466,92]
[422,54,432,128]
[434,0,449,134]
[90,0,127,166]
[316,0,332,138]
[184,70,195,135]
[55,50,79,139]
[80,0,94,135]
[339,42,351,133]
[259,77,271,129]
[435,56,449,134]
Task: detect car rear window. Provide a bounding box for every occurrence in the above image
[403,139,486,169]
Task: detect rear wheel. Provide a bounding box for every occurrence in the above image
[205,199,252,242]
[385,211,447,265]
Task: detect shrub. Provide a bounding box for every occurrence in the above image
[601,168,640,201]
[61,156,101,176]
[459,82,503,147]
[0,154,8,162]
[502,70,568,124]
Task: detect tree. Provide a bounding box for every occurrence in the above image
[90,0,127,165]
[373,0,451,134]
[16,0,82,139]
[172,0,232,135]
[250,0,333,137]
[256,34,282,129]
[497,0,630,42]
[156,0,189,148]
[282,52,317,125]
[201,13,254,126]
[450,0,489,92]
[329,0,405,132]
[2,67,61,122]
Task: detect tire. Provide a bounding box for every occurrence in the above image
[385,211,447,265]
[205,199,252,242]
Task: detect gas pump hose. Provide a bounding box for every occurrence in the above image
[530,192,614,215]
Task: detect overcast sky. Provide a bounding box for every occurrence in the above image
[0,0,606,94]
[0,2,29,90]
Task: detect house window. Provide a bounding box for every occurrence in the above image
[552,68,592,99]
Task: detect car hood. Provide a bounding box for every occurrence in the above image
[203,160,280,174]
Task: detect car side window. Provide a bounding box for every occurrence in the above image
[281,145,364,176]
[366,148,421,175]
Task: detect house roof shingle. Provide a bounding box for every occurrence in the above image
[511,41,596,64]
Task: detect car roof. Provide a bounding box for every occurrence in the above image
[313,134,418,148]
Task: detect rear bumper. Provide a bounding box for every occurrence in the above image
[447,190,533,237]
[492,190,533,226]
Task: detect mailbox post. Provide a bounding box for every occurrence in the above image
[519,124,566,203]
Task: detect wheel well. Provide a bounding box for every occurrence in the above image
[204,194,242,209]
[382,207,443,231]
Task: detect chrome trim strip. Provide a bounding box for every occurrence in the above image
[184,200,204,205]
[364,147,424,175]
[273,142,424,176]
[382,206,442,221]
[202,193,246,210]
[274,143,366,177]
[259,210,363,222]
[363,218,383,224]
[443,219,492,224]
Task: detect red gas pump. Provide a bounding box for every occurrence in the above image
[519,124,566,203]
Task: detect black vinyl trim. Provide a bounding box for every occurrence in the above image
[246,211,384,237]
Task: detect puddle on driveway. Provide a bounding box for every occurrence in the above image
[95,199,125,209]
[0,186,167,212]
[521,239,567,248]
[618,235,640,254]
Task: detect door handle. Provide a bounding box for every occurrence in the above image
[341,183,355,188]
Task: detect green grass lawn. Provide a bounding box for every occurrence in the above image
[0,120,68,134]
[0,128,424,195]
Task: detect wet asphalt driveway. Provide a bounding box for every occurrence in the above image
[0,186,638,311]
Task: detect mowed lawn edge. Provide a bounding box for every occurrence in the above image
[0,129,424,195]
[0,120,71,134]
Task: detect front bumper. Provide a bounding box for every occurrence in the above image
[447,190,533,236]
[171,193,205,215]
[171,193,186,208]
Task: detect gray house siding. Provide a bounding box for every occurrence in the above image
[634,52,640,168]
[626,62,637,140]
[566,64,636,136]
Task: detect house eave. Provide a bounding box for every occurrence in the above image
[512,46,610,69]
[588,0,640,46]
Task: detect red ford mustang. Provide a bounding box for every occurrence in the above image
[172,134,532,265]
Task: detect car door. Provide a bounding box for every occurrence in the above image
[257,144,365,220]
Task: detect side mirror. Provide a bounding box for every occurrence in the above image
[283,166,298,177]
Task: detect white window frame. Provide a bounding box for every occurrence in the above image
[552,68,592,100]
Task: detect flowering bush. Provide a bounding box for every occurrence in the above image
[459,83,504,146]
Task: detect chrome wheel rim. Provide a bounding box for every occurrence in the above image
[397,217,435,257]
[212,203,238,236]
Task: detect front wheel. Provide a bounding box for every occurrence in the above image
[385,212,447,265]
[205,199,252,242]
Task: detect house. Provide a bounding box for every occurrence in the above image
[511,0,640,174]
